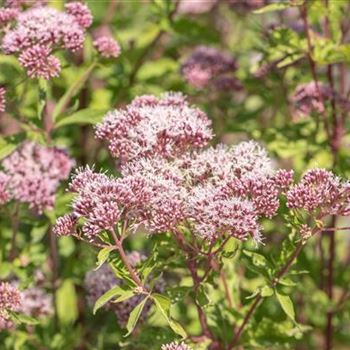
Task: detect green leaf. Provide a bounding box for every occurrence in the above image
[168,319,187,339]
[276,291,295,322]
[52,61,97,120]
[0,136,19,160]
[54,108,106,128]
[261,285,274,297]
[93,285,129,314]
[37,78,48,120]
[153,293,187,338]
[253,3,290,14]
[95,247,114,271]
[125,296,149,336]
[8,311,39,325]
[56,279,78,325]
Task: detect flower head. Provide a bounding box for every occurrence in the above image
[96,92,213,163]
[181,46,238,89]
[287,169,350,215]
[18,45,61,79]
[64,2,92,29]
[0,7,18,27]
[0,282,22,331]
[161,342,193,350]
[1,4,91,78]
[1,142,74,213]
[93,36,121,58]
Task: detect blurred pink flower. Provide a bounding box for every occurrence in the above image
[0,282,22,331]
[1,142,75,213]
[181,46,239,90]
[0,7,18,26]
[65,2,92,29]
[93,36,121,58]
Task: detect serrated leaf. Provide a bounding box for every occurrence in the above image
[95,247,114,271]
[54,108,107,128]
[276,291,295,322]
[93,285,129,314]
[125,296,149,336]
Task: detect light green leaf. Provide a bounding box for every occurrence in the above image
[0,141,16,160]
[276,291,295,322]
[125,296,149,336]
[95,247,114,271]
[54,108,106,128]
[153,293,187,338]
[168,319,187,339]
[37,78,48,120]
[56,279,78,325]
[93,285,131,314]
[261,285,274,297]
[8,311,39,325]
[253,3,290,14]
[53,61,97,120]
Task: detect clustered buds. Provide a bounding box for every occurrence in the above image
[0,282,22,331]
[287,168,350,216]
[181,46,240,90]
[93,36,121,58]
[291,82,350,119]
[0,142,74,213]
[161,342,193,350]
[0,2,92,79]
[95,92,213,163]
[0,7,18,27]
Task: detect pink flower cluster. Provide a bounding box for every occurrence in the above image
[85,255,155,327]
[95,93,213,163]
[20,287,52,318]
[181,46,239,90]
[0,7,18,27]
[56,92,350,246]
[291,82,350,119]
[0,142,74,213]
[291,82,332,119]
[287,169,350,216]
[0,282,22,331]
[0,87,5,112]
[161,342,193,350]
[93,36,121,58]
[1,2,92,79]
